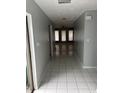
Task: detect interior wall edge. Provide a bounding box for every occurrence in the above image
[26,0,53,89]
[34,0,54,24]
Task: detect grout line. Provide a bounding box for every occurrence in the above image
[84,69,92,93]
[56,60,59,93]
[65,58,68,93]
[72,63,80,93]
[87,69,97,84]
[86,69,97,93]
[44,55,96,93]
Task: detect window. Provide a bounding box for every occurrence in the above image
[54,30,59,41]
[68,30,73,41]
[61,30,66,41]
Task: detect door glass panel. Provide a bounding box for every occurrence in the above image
[54,30,59,41]
[61,30,66,41]
[69,30,73,41]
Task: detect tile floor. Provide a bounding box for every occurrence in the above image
[34,56,97,93]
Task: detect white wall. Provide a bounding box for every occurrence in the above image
[83,11,97,67]
[26,0,52,89]
[74,10,97,68]
[74,13,85,63]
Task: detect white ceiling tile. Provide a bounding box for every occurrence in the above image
[34,0,97,27]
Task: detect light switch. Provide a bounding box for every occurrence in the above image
[85,15,92,20]
[86,39,90,43]
[36,42,40,47]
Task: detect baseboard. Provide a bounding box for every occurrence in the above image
[83,66,97,69]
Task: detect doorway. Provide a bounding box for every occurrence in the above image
[53,28,74,56]
[26,15,34,93]
[26,13,38,90]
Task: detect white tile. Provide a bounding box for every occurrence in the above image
[90,90,97,93]
[66,74,75,82]
[75,77,85,82]
[66,74,74,78]
[67,78,75,82]
[48,80,58,83]
[77,82,88,89]
[34,89,46,93]
[58,77,66,82]
[74,73,83,76]
[36,56,97,93]
[58,74,66,78]
[58,80,66,84]
[79,88,90,93]
[67,82,77,88]
[57,88,67,93]
[85,77,94,81]
[57,82,67,88]
[88,82,97,90]
[73,69,83,75]
[67,88,79,93]
[67,72,74,75]
[47,82,57,88]
[46,89,56,93]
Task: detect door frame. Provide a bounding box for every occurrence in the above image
[26,12,38,90]
[49,25,54,57]
[26,16,34,93]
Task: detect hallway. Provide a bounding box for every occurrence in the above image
[26,0,97,92]
[34,55,97,93]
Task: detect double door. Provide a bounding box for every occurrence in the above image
[53,29,74,56]
[54,29,74,43]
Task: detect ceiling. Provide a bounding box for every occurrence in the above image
[34,0,97,27]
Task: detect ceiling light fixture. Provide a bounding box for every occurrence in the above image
[58,0,71,4]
